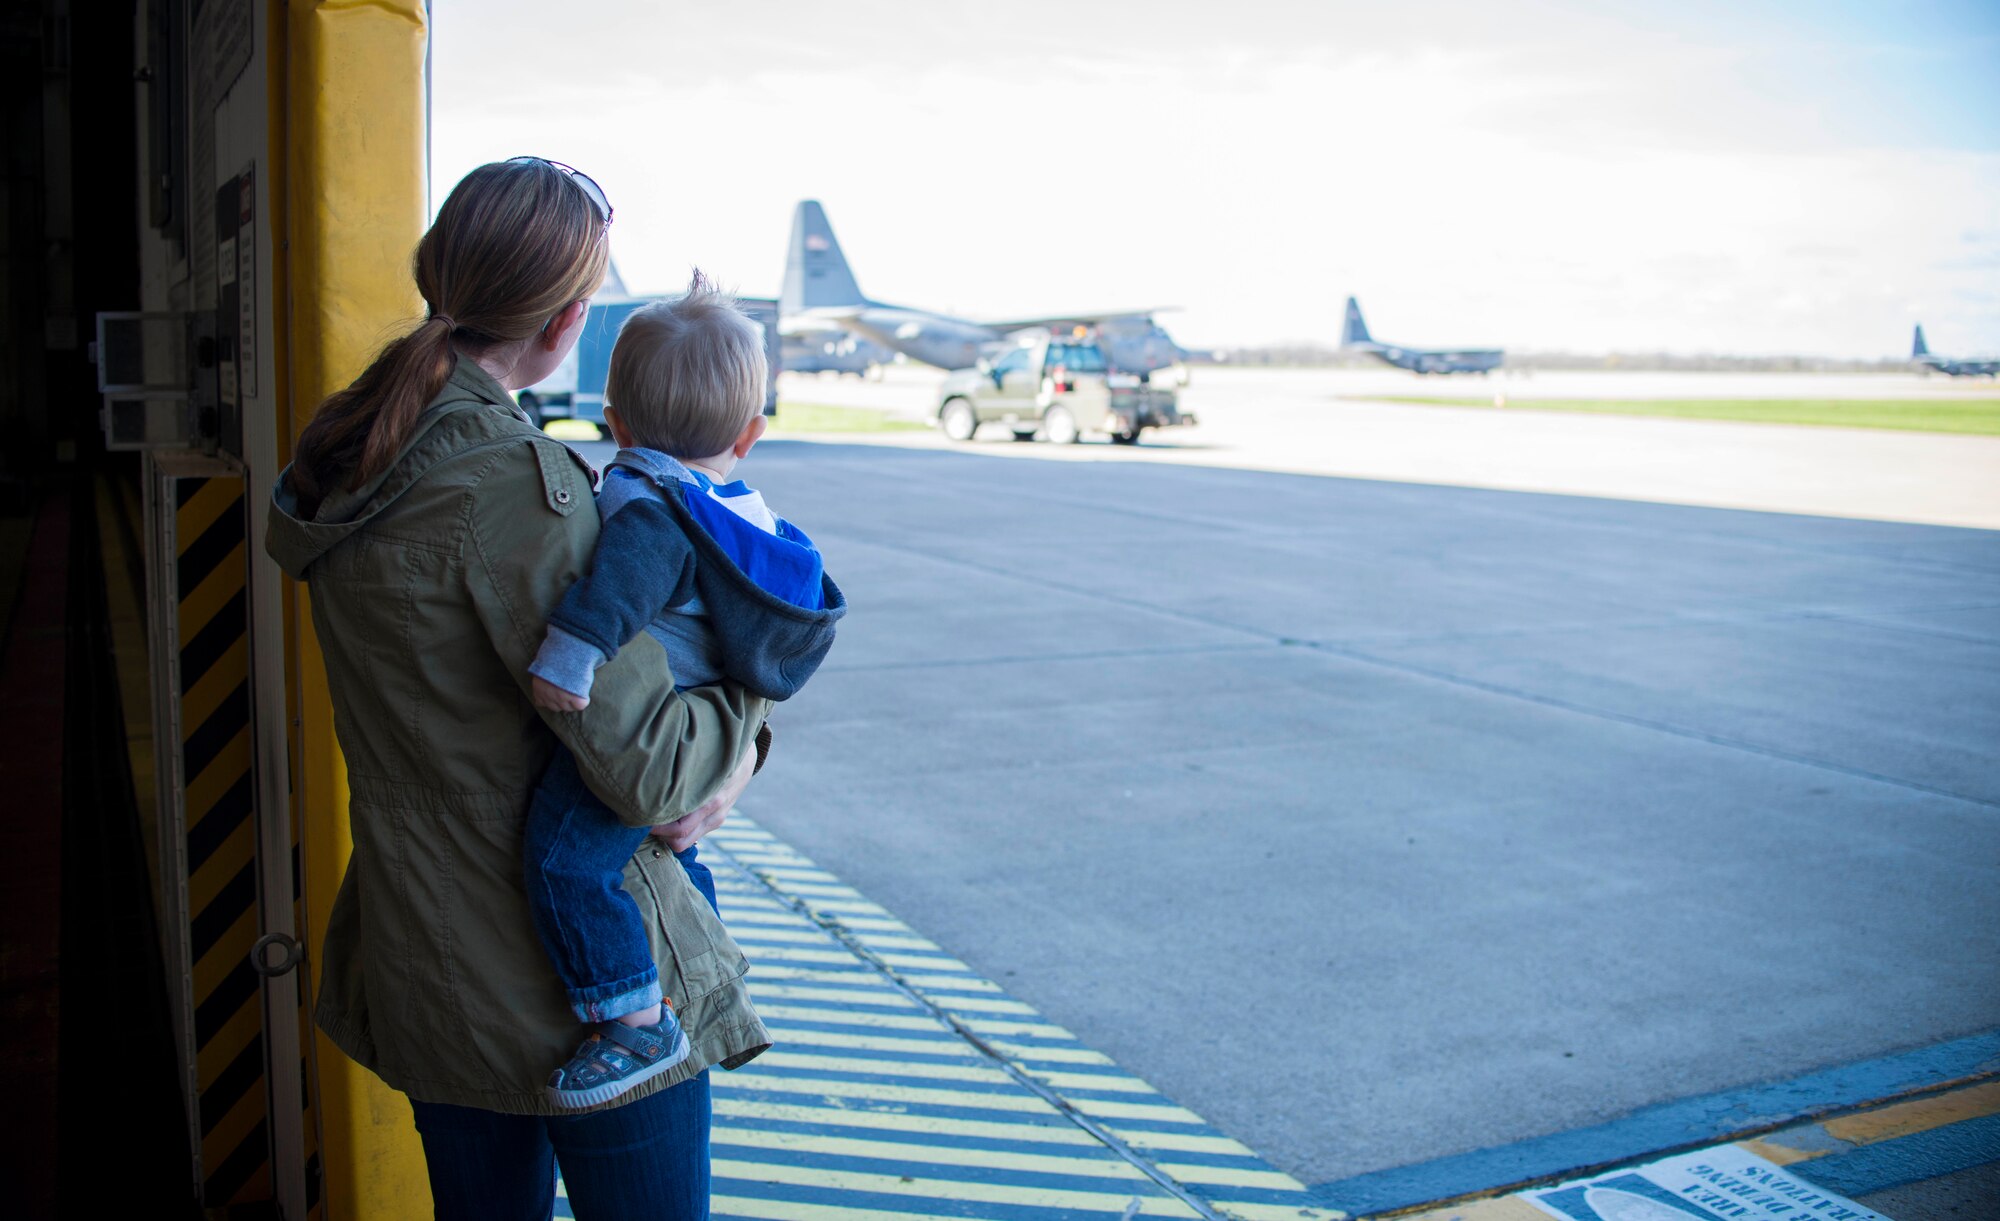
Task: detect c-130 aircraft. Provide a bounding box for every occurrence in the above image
[1911,325,1998,377]
[1340,296,1503,375]
[778,200,1186,376]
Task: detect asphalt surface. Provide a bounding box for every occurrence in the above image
[777,366,2000,528]
[576,433,2000,1190]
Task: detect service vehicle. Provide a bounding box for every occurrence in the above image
[934,333,1194,445]
[520,295,780,424]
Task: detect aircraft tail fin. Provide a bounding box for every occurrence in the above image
[1912,324,1930,359]
[782,200,864,315]
[1341,297,1373,347]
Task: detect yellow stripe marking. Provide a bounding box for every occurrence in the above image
[180,635,250,742]
[747,983,1035,1014]
[755,1050,1041,1087]
[187,818,255,922]
[716,1100,1098,1146]
[175,479,242,550]
[195,993,265,1087]
[177,539,247,648]
[762,1028,983,1058]
[1736,1138,1817,1167]
[713,1099,1256,1156]
[184,726,252,820]
[200,1073,268,1164]
[1821,1080,2000,1145]
[192,904,260,1002]
[710,1159,1199,1216]
[708,1195,1080,1221]
[712,1128,1156,1181]
[719,1073,1202,1123]
[721,1074,1071,1115]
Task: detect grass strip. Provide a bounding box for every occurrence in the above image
[769,402,929,434]
[1344,396,2000,436]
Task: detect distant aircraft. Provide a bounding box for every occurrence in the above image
[779,200,1186,375]
[1911,325,1999,377]
[1340,297,1503,375]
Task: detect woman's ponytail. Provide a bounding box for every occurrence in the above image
[291,317,458,518]
[286,159,610,520]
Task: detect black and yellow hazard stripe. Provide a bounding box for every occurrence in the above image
[175,475,270,1206]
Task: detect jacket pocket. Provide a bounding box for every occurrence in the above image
[630,844,748,1005]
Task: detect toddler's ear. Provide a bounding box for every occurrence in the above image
[733,414,768,459]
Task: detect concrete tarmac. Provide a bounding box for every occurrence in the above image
[572,387,1999,1193]
[777,366,2000,528]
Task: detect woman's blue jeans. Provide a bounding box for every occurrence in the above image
[410,1070,711,1221]
[525,745,722,1022]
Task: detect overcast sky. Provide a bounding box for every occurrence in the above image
[432,0,1999,358]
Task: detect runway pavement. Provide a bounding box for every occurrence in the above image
[571,415,1998,1207]
[773,366,2000,529]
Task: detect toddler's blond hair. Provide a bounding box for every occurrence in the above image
[605,270,766,458]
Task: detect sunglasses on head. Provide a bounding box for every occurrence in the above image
[508,156,612,227]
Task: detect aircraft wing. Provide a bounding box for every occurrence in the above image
[979,307,1178,331]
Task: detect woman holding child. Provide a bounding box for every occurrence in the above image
[264,158,772,1219]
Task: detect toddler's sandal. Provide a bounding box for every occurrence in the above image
[546,1012,691,1110]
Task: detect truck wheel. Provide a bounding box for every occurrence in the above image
[941,398,978,441]
[1111,428,1142,445]
[1044,406,1079,445]
[1011,429,1037,442]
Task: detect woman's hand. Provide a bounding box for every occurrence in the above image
[649,744,755,851]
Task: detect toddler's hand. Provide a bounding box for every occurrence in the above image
[532,675,589,712]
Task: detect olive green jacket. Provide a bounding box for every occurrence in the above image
[264,359,774,1113]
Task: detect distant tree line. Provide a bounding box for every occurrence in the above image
[1190,347,1916,373]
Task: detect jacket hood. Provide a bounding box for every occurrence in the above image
[266,357,533,580]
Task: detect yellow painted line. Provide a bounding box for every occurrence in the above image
[1153,1162,1309,1191]
[747,866,842,883]
[1736,1137,1817,1167]
[1070,1095,1211,1125]
[1212,1206,1348,1221]
[753,1050,1023,1086]
[751,1004,960,1033]
[192,904,260,1002]
[719,1073,1203,1124]
[740,940,888,960]
[175,478,241,549]
[180,633,249,732]
[184,727,252,819]
[710,1159,1200,1216]
[714,1100,1101,1146]
[187,818,255,916]
[1821,1079,2000,1145]
[713,1099,1257,1156]
[760,1027,985,1058]
[746,983,1034,1014]
[710,1194,1084,1221]
[195,993,265,1086]
[897,974,1005,994]
[759,1047,1175,1097]
[177,539,248,649]
[750,965,911,988]
[721,1074,1090,1115]
[712,1127,1158,1182]
[728,927,849,944]
[961,1016,1085,1040]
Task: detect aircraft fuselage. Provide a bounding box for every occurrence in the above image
[1351,343,1504,375]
